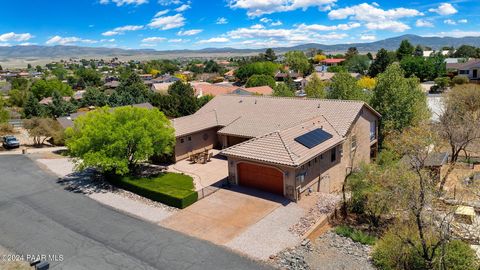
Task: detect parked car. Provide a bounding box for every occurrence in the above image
[2,135,20,149]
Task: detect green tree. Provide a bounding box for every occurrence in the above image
[345,55,370,75]
[30,79,73,99]
[264,48,277,62]
[52,67,68,81]
[396,39,414,60]
[368,49,395,77]
[304,73,326,98]
[414,44,424,57]
[371,63,429,136]
[82,87,108,107]
[23,117,63,146]
[345,47,359,59]
[0,97,9,124]
[10,77,29,90]
[245,74,276,88]
[109,72,149,107]
[168,81,198,117]
[65,106,175,175]
[284,51,312,75]
[235,61,279,83]
[75,68,102,86]
[272,83,295,97]
[453,45,479,58]
[328,72,368,101]
[8,89,29,107]
[48,91,77,117]
[23,94,43,118]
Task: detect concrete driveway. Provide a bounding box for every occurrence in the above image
[0,155,269,270]
[160,187,304,260]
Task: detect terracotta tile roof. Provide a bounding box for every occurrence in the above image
[195,95,377,138]
[172,110,219,137]
[221,116,344,167]
[191,82,238,96]
[243,86,273,95]
[321,58,346,64]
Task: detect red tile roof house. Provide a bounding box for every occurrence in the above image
[172,95,380,201]
[320,58,346,66]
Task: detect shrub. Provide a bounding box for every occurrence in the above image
[334,225,376,245]
[245,74,276,88]
[107,173,197,209]
[0,123,14,136]
[436,240,479,270]
[452,75,469,85]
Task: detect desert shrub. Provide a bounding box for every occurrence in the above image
[0,123,14,136]
[435,240,479,270]
[451,75,469,85]
[334,225,376,245]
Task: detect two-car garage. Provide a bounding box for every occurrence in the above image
[236,163,284,196]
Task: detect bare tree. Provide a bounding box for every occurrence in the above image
[437,85,480,191]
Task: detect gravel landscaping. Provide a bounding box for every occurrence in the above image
[270,231,374,270]
[35,158,178,222]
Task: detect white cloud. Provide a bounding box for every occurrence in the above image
[175,4,190,12]
[177,29,203,36]
[229,0,337,17]
[148,14,185,30]
[158,0,181,5]
[155,9,170,17]
[0,43,11,47]
[46,36,97,45]
[458,19,468,24]
[416,19,434,27]
[328,3,422,22]
[0,32,34,42]
[100,38,116,42]
[431,30,480,38]
[100,0,148,6]
[365,21,410,32]
[297,22,361,31]
[250,24,265,29]
[360,34,376,41]
[142,37,166,42]
[444,19,456,25]
[429,3,457,15]
[197,37,230,44]
[271,20,283,26]
[260,18,272,23]
[216,17,228,24]
[102,25,143,36]
[169,38,188,42]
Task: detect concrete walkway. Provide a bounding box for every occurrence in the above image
[168,149,228,191]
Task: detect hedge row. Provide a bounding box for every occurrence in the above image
[108,176,198,209]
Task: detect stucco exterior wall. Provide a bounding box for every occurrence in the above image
[226,107,379,201]
[174,127,219,161]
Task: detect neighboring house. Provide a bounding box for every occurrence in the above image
[151,82,174,94]
[39,90,85,105]
[423,50,450,57]
[307,72,361,82]
[274,71,302,82]
[57,103,154,129]
[446,59,480,80]
[104,80,120,89]
[191,82,273,97]
[320,58,345,67]
[401,152,448,181]
[172,95,380,201]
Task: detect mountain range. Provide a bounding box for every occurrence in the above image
[1,34,480,59]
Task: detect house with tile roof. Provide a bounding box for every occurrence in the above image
[172,95,380,201]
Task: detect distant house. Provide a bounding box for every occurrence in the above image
[39,90,85,105]
[191,82,273,97]
[274,71,302,82]
[320,58,345,66]
[104,80,120,89]
[307,72,361,81]
[423,50,451,57]
[151,82,174,94]
[139,74,153,81]
[446,59,480,80]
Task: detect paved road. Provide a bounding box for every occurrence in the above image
[0,155,270,270]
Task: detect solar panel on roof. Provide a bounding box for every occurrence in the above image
[294,128,333,149]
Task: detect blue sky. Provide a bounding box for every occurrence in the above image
[0,0,479,50]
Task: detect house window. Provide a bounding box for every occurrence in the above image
[331,147,337,162]
[370,121,376,141]
[180,138,184,143]
[459,70,469,75]
[188,136,192,141]
[351,135,357,151]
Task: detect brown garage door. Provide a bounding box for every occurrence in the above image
[237,163,284,195]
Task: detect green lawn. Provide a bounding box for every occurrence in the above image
[109,172,197,208]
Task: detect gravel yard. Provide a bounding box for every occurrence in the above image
[270,231,374,270]
[0,245,30,270]
[35,157,177,223]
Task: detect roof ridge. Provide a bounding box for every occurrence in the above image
[218,94,367,104]
[276,130,299,166]
[321,115,342,138]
